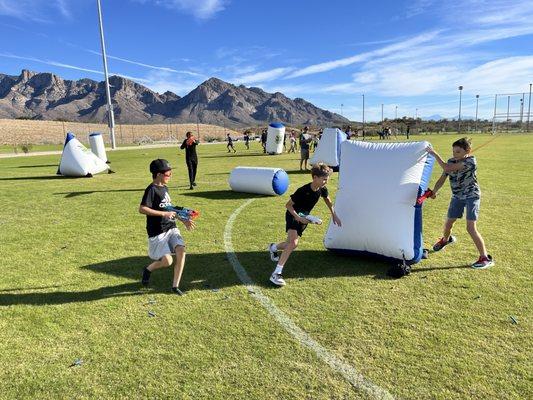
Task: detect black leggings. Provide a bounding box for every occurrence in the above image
[186,157,197,185]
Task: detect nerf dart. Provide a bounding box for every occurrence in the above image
[416,189,434,205]
[164,206,200,221]
[298,212,322,225]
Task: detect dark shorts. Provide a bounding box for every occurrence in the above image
[285,212,307,237]
[447,197,480,221]
[300,148,310,160]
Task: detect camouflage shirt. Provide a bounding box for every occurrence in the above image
[445,156,481,200]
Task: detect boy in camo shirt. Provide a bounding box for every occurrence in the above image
[426,138,494,269]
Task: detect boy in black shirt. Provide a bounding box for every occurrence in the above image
[180,131,199,190]
[268,163,342,286]
[139,159,196,295]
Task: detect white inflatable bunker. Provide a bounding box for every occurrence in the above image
[266,122,285,154]
[89,132,108,163]
[58,133,109,177]
[229,167,289,196]
[310,128,347,167]
[324,141,434,264]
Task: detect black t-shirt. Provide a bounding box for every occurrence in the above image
[140,184,176,237]
[180,139,198,159]
[289,183,328,215]
[300,135,310,150]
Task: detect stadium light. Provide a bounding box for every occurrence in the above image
[475,94,479,132]
[362,94,365,135]
[97,0,116,150]
[458,85,463,133]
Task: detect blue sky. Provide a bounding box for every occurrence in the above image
[1,0,532,121]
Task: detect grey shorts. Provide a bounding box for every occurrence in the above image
[301,148,310,160]
[447,197,480,221]
[148,228,185,260]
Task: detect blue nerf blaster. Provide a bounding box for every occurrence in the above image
[164,206,200,221]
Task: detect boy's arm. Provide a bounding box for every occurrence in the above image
[426,146,464,174]
[180,140,186,149]
[430,174,448,197]
[139,205,175,219]
[286,199,308,224]
[323,196,342,226]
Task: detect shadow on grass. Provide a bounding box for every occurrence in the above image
[0,251,394,305]
[0,175,66,181]
[180,190,268,200]
[54,188,145,198]
[17,164,59,168]
[201,152,269,159]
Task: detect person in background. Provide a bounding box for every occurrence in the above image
[227,133,236,153]
[180,131,199,190]
[261,129,267,153]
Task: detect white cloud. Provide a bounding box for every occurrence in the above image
[285,31,441,79]
[0,52,150,83]
[0,0,72,22]
[144,0,227,20]
[86,50,204,77]
[233,67,295,85]
[141,69,200,95]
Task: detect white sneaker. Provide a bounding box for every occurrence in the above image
[269,273,286,286]
[268,243,279,262]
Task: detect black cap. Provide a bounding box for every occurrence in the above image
[149,159,172,174]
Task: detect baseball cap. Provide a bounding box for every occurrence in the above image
[149,159,172,174]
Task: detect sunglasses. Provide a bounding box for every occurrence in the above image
[162,171,172,177]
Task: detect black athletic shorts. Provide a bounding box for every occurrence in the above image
[285,211,307,237]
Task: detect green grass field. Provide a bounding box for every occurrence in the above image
[0,135,531,399]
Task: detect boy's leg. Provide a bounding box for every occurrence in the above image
[443,218,456,240]
[466,220,487,256]
[277,230,299,267]
[172,245,186,289]
[142,254,172,285]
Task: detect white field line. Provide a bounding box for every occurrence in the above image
[223,198,394,400]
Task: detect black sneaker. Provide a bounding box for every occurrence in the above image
[171,287,184,295]
[141,267,151,286]
[432,235,456,251]
[192,182,197,186]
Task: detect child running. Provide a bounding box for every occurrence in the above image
[268,163,342,286]
[426,138,494,269]
[139,159,196,295]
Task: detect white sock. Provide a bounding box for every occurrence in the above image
[274,265,283,275]
[271,243,278,252]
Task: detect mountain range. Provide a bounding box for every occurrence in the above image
[0,70,348,127]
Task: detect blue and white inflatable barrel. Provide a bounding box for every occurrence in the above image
[266,122,285,154]
[89,132,108,163]
[229,167,289,196]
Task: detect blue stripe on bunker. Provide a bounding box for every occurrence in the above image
[89,132,102,137]
[269,122,284,129]
[410,152,435,264]
[63,132,75,147]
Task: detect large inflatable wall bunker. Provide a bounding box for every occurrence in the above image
[58,133,110,177]
[310,127,347,167]
[324,141,434,264]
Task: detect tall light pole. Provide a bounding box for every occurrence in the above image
[362,94,365,135]
[97,0,116,149]
[527,83,532,132]
[340,103,344,117]
[458,85,463,134]
[381,103,384,124]
[475,94,479,132]
[395,105,398,120]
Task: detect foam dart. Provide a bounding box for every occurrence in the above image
[416,189,434,205]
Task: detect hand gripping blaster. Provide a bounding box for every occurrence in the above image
[164,206,200,221]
